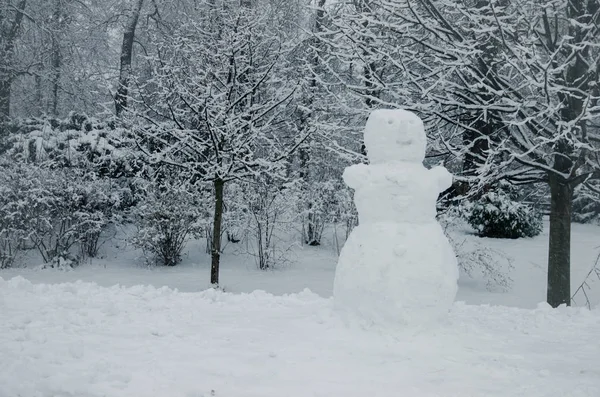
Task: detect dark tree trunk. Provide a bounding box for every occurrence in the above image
[115,0,144,117]
[50,1,61,117]
[461,0,503,181]
[299,0,326,246]
[355,0,377,157]
[544,0,593,308]
[305,204,321,246]
[363,60,378,109]
[547,175,572,307]
[0,0,27,123]
[210,177,224,286]
[0,79,10,123]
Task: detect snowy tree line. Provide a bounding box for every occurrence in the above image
[1,0,599,307]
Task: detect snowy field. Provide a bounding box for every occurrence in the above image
[2,220,599,308]
[1,221,600,396]
[1,277,600,397]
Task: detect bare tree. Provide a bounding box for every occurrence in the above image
[418,0,600,307]
[131,0,307,286]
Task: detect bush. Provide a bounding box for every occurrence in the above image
[243,179,298,270]
[300,179,334,246]
[0,167,30,268]
[2,115,140,179]
[572,182,600,224]
[0,162,125,268]
[299,177,357,247]
[131,181,205,266]
[465,188,542,239]
[0,116,135,267]
[436,210,514,290]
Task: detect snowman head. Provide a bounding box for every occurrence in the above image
[363,109,426,164]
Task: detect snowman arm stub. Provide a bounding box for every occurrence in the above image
[343,163,370,190]
[430,166,453,192]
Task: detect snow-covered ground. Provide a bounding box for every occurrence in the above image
[1,276,599,397]
[1,221,600,396]
[2,220,599,308]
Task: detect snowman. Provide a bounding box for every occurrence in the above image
[333,109,458,328]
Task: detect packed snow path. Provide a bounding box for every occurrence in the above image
[1,277,599,397]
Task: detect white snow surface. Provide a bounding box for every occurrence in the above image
[1,276,599,397]
[334,109,458,327]
[3,219,597,308]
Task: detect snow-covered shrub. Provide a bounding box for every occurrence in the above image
[439,212,513,291]
[572,183,600,224]
[572,251,600,308]
[0,116,137,266]
[222,182,247,246]
[241,179,299,270]
[449,234,514,291]
[131,181,205,266]
[0,163,32,268]
[0,236,21,269]
[74,176,131,259]
[42,175,124,265]
[2,114,139,179]
[0,162,123,267]
[299,177,357,247]
[300,179,334,246]
[331,184,358,243]
[465,188,542,239]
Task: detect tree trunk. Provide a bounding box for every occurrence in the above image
[0,0,28,123]
[210,177,224,286]
[461,0,502,182]
[0,79,10,123]
[50,30,61,116]
[115,0,144,117]
[46,0,64,116]
[305,204,321,246]
[547,175,572,307]
[355,0,377,157]
[544,0,590,308]
[299,0,326,246]
[34,74,42,115]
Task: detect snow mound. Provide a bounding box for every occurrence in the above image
[1,277,599,397]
